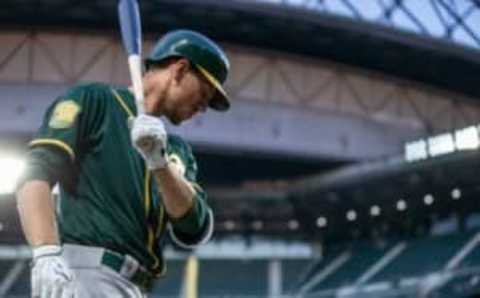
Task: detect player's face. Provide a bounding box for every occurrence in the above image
[164,62,215,125]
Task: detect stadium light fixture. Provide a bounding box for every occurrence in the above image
[346,210,357,222]
[424,194,434,205]
[370,205,381,217]
[456,126,479,150]
[0,156,25,195]
[428,133,455,157]
[405,125,480,162]
[405,140,428,162]
[316,217,327,228]
[288,220,299,230]
[252,220,263,230]
[224,220,236,231]
[396,200,407,211]
[451,188,461,200]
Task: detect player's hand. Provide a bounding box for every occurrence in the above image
[129,114,168,170]
[31,245,75,298]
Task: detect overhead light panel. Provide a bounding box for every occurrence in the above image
[456,126,479,150]
[428,133,455,157]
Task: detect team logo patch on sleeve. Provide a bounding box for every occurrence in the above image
[49,100,81,129]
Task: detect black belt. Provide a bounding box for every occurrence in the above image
[101,250,154,291]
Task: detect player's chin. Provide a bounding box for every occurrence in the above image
[169,108,198,125]
[168,114,188,126]
[168,117,182,126]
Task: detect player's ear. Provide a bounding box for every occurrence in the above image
[171,58,190,85]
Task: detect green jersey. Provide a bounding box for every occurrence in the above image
[27,82,210,276]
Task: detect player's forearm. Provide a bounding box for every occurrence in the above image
[16,180,59,247]
[153,164,196,218]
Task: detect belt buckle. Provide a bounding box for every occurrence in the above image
[130,262,154,291]
[120,254,139,279]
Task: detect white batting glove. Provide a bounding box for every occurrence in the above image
[130,114,168,170]
[31,245,75,298]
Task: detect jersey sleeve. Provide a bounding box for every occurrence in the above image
[29,84,104,162]
[166,136,214,249]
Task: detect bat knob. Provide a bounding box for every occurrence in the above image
[136,137,155,153]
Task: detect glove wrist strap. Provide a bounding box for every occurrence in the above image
[33,245,62,260]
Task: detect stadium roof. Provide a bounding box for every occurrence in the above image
[1,0,480,100]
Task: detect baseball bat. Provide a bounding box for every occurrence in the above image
[118,0,145,115]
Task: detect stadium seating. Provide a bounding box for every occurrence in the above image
[312,244,391,291]
[371,233,473,283]
[151,260,185,298]
[459,240,480,269]
[0,260,12,280]
[4,261,29,297]
[281,259,311,293]
[198,259,268,297]
[302,231,480,297]
[2,232,480,298]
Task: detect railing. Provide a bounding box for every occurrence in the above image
[303,265,480,298]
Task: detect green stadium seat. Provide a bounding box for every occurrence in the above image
[312,244,390,291]
[151,259,185,298]
[281,259,311,294]
[198,259,268,297]
[371,233,473,282]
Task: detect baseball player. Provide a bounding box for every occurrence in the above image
[15,30,230,297]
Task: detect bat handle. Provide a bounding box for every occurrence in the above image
[128,54,145,115]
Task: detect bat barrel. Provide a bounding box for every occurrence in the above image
[118,0,142,55]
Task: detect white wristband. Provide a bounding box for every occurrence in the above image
[32,245,62,259]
